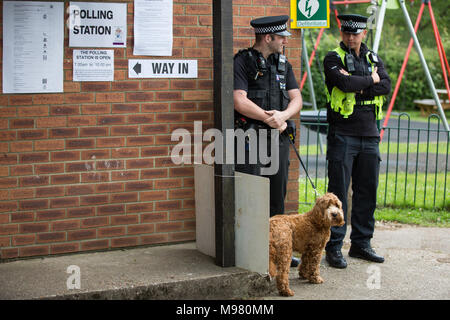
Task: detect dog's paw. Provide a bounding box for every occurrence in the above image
[309,276,324,284]
[298,271,307,279]
[280,289,295,297]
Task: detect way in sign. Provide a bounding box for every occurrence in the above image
[152,62,189,75]
[129,59,197,78]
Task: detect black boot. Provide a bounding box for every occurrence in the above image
[326,250,347,269]
[349,245,384,263]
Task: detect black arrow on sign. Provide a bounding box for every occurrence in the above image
[133,62,142,75]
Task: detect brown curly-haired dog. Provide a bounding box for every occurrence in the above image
[269,192,344,296]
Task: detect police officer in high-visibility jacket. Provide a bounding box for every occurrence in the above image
[323,14,391,268]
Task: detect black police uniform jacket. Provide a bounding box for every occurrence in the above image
[234,48,298,127]
[323,42,391,137]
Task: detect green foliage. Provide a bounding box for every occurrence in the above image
[301,1,449,111]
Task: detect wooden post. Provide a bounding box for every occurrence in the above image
[213,0,235,267]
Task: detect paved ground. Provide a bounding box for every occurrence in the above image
[264,222,450,300]
[0,222,448,300]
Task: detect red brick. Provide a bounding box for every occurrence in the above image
[111,192,138,203]
[52,220,81,231]
[50,105,79,115]
[0,201,18,213]
[35,163,65,175]
[51,243,80,255]
[81,104,110,114]
[13,234,36,246]
[98,115,126,126]
[35,140,66,151]
[80,195,108,206]
[111,237,138,248]
[97,137,126,148]
[52,174,80,185]
[81,149,110,160]
[50,197,79,209]
[111,215,139,225]
[67,207,95,218]
[36,209,65,221]
[67,229,96,241]
[98,226,126,238]
[19,176,49,187]
[112,103,139,113]
[19,199,49,211]
[66,185,95,196]
[36,186,65,198]
[111,170,139,181]
[140,234,168,245]
[125,181,153,191]
[156,222,183,232]
[81,217,109,228]
[126,158,154,169]
[20,153,49,164]
[19,222,49,234]
[81,82,111,92]
[81,239,109,251]
[111,148,139,159]
[125,92,154,102]
[96,92,125,103]
[64,93,95,104]
[0,224,19,235]
[1,248,19,259]
[51,151,80,162]
[111,126,138,136]
[11,119,34,129]
[20,245,49,258]
[127,224,154,235]
[18,129,47,140]
[155,200,182,211]
[97,204,125,216]
[66,139,95,149]
[127,114,154,124]
[50,128,78,138]
[33,94,64,105]
[37,232,66,243]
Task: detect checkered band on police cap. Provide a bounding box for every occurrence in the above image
[250,15,291,36]
[337,14,368,34]
[253,23,287,35]
[340,20,367,30]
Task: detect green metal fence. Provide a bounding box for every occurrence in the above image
[299,112,450,210]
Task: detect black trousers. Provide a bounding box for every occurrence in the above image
[235,131,290,217]
[325,133,381,251]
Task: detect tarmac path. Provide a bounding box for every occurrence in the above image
[264,222,450,300]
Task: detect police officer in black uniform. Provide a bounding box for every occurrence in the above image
[323,14,391,268]
[233,16,302,266]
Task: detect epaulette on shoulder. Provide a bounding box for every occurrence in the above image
[234,48,250,60]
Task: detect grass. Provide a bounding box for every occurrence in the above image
[298,173,449,227]
[300,141,449,156]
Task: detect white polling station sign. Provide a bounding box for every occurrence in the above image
[68,2,127,48]
[128,60,197,78]
[73,50,114,82]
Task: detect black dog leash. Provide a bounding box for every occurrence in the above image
[285,120,320,197]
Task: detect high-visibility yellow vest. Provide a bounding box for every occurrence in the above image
[325,47,385,120]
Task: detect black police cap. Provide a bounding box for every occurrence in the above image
[337,14,368,34]
[250,15,291,36]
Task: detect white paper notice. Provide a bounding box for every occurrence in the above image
[73,50,114,82]
[3,1,64,94]
[69,2,127,48]
[134,0,173,56]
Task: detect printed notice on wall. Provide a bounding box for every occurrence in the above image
[73,50,114,82]
[2,1,64,94]
[128,60,197,78]
[69,2,127,48]
[133,0,173,56]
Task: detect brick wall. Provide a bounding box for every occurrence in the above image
[0,0,301,260]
